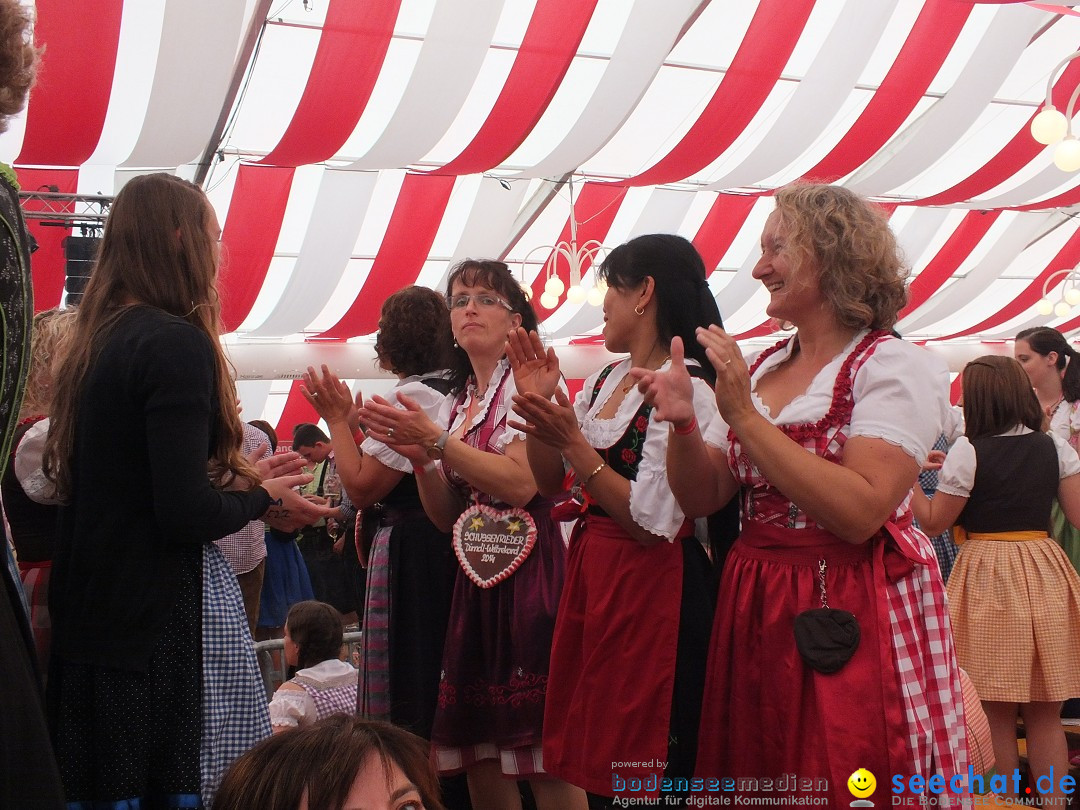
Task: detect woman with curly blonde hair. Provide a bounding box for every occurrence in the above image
[638,183,968,805]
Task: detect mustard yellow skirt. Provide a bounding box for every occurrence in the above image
[946,536,1080,702]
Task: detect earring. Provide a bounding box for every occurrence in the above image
[634,305,645,316]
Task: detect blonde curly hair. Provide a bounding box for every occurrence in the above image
[0,0,38,133]
[773,183,909,331]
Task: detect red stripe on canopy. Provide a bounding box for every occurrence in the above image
[437,0,599,176]
[219,164,295,332]
[936,225,1080,339]
[918,39,1080,205]
[319,173,456,339]
[15,167,79,312]
[1013,178,1080,212]
[275,380,319,444]
[528,182,627,317]
[692,194,757,275]
[627,0,815,187]
[801,0,971,184]
[17,0,123,165]
[950,373,962,406]
[897,211,1000,320]
[260,0,402,167]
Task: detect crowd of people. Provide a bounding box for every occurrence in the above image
[4,5,1080,809]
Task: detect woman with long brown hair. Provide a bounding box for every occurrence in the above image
[44,173,327,808]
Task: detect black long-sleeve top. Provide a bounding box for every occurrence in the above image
[50,306,271,671]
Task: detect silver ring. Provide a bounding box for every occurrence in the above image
[311,391,320,398]
[724,359,732,366]
[387,427,395,438]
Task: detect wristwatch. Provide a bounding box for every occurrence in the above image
[426,430,450,460]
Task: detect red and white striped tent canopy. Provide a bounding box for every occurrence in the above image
[9,0,1080,429]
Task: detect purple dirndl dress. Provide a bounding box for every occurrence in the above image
[430,360,566,777]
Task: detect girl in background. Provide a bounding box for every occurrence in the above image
[912,355,1080,808]
[270,600,357,732]
[1014,326,1080,573]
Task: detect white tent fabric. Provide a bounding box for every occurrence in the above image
[14,0,1080,419]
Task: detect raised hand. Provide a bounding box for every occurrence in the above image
[506,327,561,400]
[631,336,696,428]
[359,393,440,449]
[510,387,582,451]
[301,364,356,425]
[696,325,754,428]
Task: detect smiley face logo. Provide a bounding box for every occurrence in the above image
[847,768,876,799]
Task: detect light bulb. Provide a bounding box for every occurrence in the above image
[1066,288,1080,307]
[1054,136,1080,172]
[567,285,587,305]
[1033,106,1069,145]
[539,291,559,310]
[1038,298,1055,316]
[544,275,565,296]
[1056,300,1072,318]
[586,286,604,306]
[519,281,532,299]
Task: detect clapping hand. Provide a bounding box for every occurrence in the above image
[506,327,561,400]
[301,365,356,426]
[630,336,696,429]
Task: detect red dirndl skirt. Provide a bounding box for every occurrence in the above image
[695,520,911,806]
[543,514,692,796]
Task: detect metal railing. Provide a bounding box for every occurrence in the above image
[254,630,363,699]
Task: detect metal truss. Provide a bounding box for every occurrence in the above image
[18,190,113,227]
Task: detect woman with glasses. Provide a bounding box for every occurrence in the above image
[359,261,584,810]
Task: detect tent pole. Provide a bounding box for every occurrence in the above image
[193,0,275,187]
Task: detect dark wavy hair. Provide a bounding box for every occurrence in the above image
[374,285,454,377]
[597,233,723,384]
[215,715,446,810]
[1015,326,1080,403]
[286,600,342,670]
[444,259,539,393]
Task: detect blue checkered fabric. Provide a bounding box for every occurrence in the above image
[200,544,270,806]
[916,433,959,582]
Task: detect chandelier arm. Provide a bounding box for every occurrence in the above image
[1042,267,1076,301]
[1068,84,1080,135]
[1046,50,1080,108]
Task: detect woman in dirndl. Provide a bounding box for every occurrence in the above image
[359,260,585,810]
[912,355,1080,808]
[507,234,735,807]
[301,285,457,741]
[43,173,328,808]
[1014,326,1080,575]
[639,183,968,806]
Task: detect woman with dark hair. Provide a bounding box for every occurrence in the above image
[912,355,1080,807]
[507,233,733,805]
[301,285,457,741]
[217,715,446,810]
[641,184,967,804]
[1015,326,1080,572]
[269,600,357,732]
[43,173,327,808]
[358,262,583,810]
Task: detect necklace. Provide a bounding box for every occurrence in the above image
[620,354,670,394]
[1048,394,1065,419]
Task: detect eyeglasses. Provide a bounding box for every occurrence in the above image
[445,293,513,312]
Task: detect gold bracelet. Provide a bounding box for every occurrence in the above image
[582,462,607,486]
